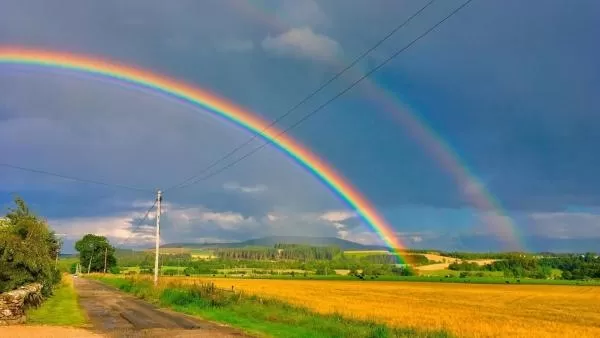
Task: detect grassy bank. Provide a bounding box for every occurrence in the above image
[27,275,88,326]
[93,276,451,338]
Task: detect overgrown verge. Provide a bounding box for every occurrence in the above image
[26,275,88,326]
[94,276,452,338]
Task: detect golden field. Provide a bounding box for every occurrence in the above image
[164,277,600,338]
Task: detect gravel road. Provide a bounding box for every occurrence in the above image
[74,278,250,338]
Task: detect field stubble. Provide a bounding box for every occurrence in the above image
[163,277,600,338]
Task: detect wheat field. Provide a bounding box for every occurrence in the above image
[169,277,600,338]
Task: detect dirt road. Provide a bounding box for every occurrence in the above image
[74,278,249,337]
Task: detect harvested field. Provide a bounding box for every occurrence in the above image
[416,256,500,271]
[170,277,600,338]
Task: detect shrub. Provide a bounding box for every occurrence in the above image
[163,269,177,276]
[0,197,62,295]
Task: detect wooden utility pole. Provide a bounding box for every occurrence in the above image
[87,252,93,273]
[87,243,95,274]
[103,247,108,273]
[153,190,162,286]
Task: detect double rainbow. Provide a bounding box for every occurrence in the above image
[0,48,410,261]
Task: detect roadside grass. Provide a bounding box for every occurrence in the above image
[95,275,452,338]
[26,274,88,326]
[56,257,78,273]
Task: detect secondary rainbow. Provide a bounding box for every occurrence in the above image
[229,1,524,251]
[0,48,411,261]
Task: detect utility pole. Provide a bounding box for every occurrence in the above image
[153,190,162,286]
[87,244,94,274]
[103,247,108,273]
[177,247,182,276]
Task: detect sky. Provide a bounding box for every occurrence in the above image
[1,0,599,253]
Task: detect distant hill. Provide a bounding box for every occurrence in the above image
[160,236,391,251]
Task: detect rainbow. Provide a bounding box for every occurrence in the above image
[0,48,412,262]
[229,1,524,251]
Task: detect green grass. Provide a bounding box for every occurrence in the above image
[120,265,187,274]
[56,257,79,273]
[27,276,88,326]
[420,270,504,278]
[95,276,451,338]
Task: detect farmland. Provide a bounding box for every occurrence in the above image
[94,275,450,337]
[163,276,600,338]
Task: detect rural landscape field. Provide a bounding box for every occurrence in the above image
[200,278,600,337]
[3,197,600,337]
[2,1,600,337]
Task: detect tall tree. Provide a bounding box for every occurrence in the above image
[75,234,117,273]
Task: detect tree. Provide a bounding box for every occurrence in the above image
[75,234,117,273]
[0,196,61,295]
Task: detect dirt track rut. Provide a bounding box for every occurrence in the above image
[74,278,249,337]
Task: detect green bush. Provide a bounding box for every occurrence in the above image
[163,269,177,276]
[0,197,62,296]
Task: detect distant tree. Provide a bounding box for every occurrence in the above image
[75,234,117,273]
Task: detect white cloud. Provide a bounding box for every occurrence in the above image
[344,231,385,246]
[48,198,382,248]
[223,181,268,194]
[410,236,423,243]
[319,210,356,222]
[162,204,257,232]
[49,213,156,246]
[218,38,254,52]
[266,212,285,222]
[262,27,341,61]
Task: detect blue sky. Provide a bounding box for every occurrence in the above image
[1,0,599,253]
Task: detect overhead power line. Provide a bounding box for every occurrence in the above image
[121,199,158,246]
[164,0,438,192]
[170,0,474,191]
[0,162,152,193]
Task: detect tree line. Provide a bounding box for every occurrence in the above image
[213,244,343,261]
[449,254,600,280]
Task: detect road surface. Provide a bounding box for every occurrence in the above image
[74,278,249,337]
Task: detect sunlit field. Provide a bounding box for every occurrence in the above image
[161,277,600,338]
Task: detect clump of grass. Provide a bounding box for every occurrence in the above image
[95,276,450,338]
[27,275,88,326]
